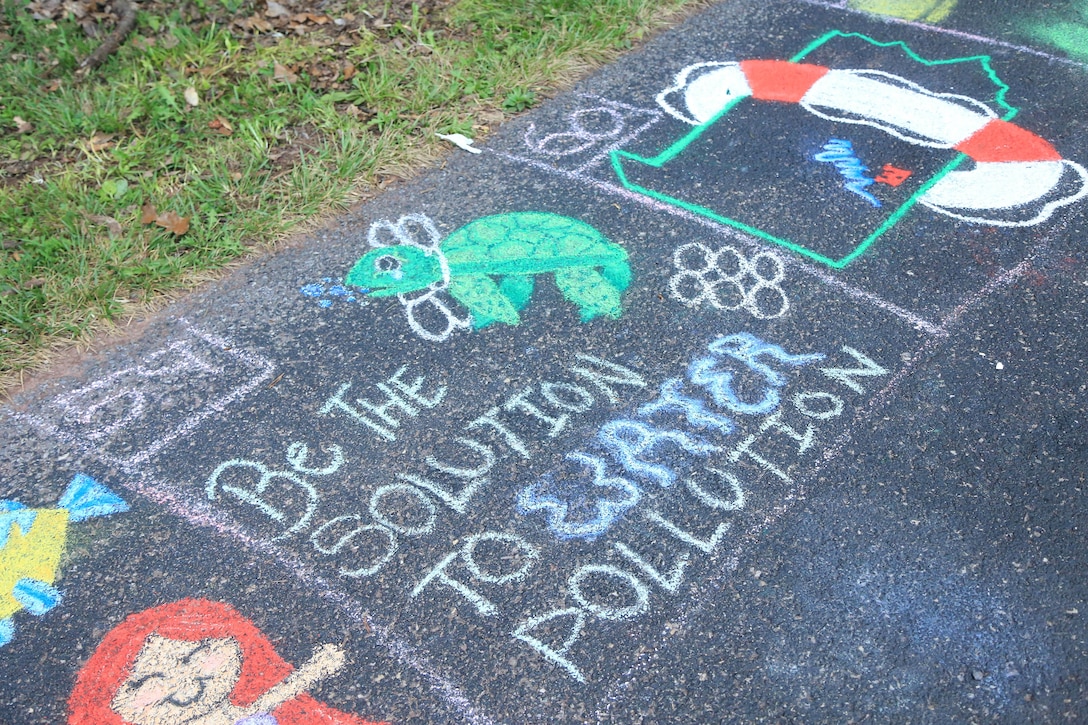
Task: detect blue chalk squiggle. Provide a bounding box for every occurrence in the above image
[814,139,881,208]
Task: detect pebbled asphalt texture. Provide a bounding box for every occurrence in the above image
[2,1,1087,722]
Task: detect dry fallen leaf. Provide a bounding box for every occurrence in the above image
[273,62,298,84]
[140,203,158,224]
[88,132,115,152]
[208,116,234,136]
[183,86,200,106]
[13,116,32,134]
[265,0,289,17]
[342,62,356,80]
[24,277,46,289]
[88,213,123,238]
[155,210,190,235]
[43,79,62,92]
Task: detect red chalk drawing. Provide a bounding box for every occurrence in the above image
[69,598,386,725]
[875,164,913,186]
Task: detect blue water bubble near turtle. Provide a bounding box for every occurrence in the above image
[345,212,631,339]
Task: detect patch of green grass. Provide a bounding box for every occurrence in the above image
[0,0,705,387]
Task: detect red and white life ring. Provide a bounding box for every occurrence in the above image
[657,59,1087,227]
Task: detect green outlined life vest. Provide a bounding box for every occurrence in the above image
[612,32,1087,269]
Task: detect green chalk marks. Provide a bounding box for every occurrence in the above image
[348,212,630,339]
[1021,1,1088,61]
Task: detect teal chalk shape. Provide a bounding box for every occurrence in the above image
[347,212,631,329]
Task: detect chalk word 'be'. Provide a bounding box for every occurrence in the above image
[669,243,789,319]
[206,355,648,582]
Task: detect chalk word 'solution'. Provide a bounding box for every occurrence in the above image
[69,598,385,725]
[1,474,128,646]
[669,243,789,318]
[343,212,631,342]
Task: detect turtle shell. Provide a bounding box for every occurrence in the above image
[441,212,622,274]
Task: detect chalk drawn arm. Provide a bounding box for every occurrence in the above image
[239,643,346,718]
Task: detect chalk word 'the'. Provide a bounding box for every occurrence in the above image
[204,354,647,582]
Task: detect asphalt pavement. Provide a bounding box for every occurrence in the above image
[2,0,1087,722]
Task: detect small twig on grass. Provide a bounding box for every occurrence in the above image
[78,0,138,72]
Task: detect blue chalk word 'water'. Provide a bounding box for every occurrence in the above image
[814,138,881,208]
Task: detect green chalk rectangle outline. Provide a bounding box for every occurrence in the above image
[610,30,1018,269]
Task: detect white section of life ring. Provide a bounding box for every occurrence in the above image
[657,62,750,125]
[654,59,1086,225]
[922,159,1088,226]
[800,70,996,148]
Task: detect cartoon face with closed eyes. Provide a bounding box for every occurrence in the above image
[68,598,386,725]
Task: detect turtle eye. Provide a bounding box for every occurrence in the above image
[375,254,400,273]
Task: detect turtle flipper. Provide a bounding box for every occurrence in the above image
[449,275,521,328]
[554,268,624,322]
[601,258,632,293]
[500,275,535,311]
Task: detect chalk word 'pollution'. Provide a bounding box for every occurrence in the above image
[344,212,631,341]
[669,243,789,318]
[502,333,888,681]
[68,598,385,725]
[1,474,128,646]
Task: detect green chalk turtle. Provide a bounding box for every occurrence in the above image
[347,212,631,328]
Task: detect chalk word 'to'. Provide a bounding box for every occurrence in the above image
[669,243,789,319]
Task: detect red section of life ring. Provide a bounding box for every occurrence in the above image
[739,60,829,103]
[954,118,1062,163]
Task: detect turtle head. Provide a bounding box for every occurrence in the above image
[346,245,442,297]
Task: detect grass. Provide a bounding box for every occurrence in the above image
[0,0,707,390]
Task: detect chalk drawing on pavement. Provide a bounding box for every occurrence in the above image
[19,324,276,471]
[1021,1,1088,62]
[522,95,662,173]
[814,138,883,207]
[300,278,368,309]
[614,31,1088,268]
[346,212,631,341]
[1,474,128,646]
[669,243,790,318]
[847,0,959,22]
[68,598,385,725]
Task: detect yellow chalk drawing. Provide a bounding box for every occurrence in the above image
[848,0,959,23]
[1,474,128,645]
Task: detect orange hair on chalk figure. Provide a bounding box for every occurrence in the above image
[69,598,386,725]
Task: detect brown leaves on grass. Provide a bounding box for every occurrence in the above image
[141,204,190,235]
[208,117,233,136]
[88,132,115,152]
[88,214,123,238]
[12,117,33,134]
[273,62,299,84]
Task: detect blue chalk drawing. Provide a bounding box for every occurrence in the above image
[814,139,882,207]
[1,474,128,646]
[300,278,366,309]
[515,453,642,541]
[597,420,719,489]
[689,332,825,415]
